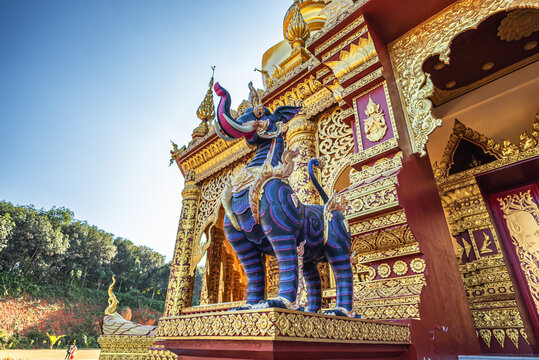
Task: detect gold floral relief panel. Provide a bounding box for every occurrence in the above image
[491,185,539,329]
[317,107,354,193]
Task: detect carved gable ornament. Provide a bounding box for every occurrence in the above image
[390,0,539,156]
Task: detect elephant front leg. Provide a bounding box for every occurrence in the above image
[269,233,299,306]
[224,217,265,305]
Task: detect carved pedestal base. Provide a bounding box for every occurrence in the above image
[158,308,410,359]
[97,335,156,360]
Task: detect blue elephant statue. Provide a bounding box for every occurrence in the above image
[214,82,355,317]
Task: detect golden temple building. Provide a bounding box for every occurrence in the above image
[99,0,539,359]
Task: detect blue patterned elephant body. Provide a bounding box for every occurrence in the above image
[214,82,355,316]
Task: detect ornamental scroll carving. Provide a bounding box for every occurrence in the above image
[192,159,250,268]
[317,107,354,193]
[390,0,539,155]
[498,190,539,314]
[267,75,323,112]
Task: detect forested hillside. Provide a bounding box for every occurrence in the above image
[0,201,171,349]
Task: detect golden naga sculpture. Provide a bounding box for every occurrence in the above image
[100,276,157,336]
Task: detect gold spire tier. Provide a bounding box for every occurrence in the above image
[192,67,216,139]
[286,3,310,49]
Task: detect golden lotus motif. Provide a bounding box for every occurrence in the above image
[324,34,376,79]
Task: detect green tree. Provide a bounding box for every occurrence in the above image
[0,202,69,279]
[0,213,15,252]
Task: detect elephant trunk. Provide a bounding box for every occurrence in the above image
[214,82,255,140]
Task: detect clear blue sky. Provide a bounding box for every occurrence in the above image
[0,0,293,259]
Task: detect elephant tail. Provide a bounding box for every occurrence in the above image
[308,158,329,204]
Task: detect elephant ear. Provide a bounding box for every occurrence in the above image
[272,106,302,124]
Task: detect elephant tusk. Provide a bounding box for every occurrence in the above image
[214,120,237,142]
[224,112,255,133]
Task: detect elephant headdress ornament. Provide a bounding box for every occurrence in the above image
[214,81,356,317]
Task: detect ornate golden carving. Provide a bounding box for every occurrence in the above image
[148,345,178,360]
[352,274,426,301]
[498,8,539,41]
[286,115,320,204]
[97,335,156,360]
[479,329,492,348]
[349,210,407,236]
[479,232,494,254]
[157,308,411,343]
[471,307,524,328]
[344,176,400,220]
[506,328,519,348]
[357,303,420,320]
[433,119,503,181]
[164,173,201,316]
[377,264,391,278]
[351,154,403,186]
[362,96,388,143]
[342,67,383,98]
[439,179,492,235]
[352,224,416,254]
[319,0,354,27]
[267,75,323,112]
[313,16,365,56]
[324,34,376,79]
[351,138,399,167]
[174,135,254,183]
[181,301,247,314]
[410,258,426,274]
[498,190,539,312]
[493,328,506,348]
[521,328,529,344]
[389,0,539,155]
[469,300,517,309]
[520,130,538,151]
[286,4,310,49]
[355,243,420,264]
[393,261,408,276]
[317,107,354,192]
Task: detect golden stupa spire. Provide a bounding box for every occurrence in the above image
[192,67,215,139]
[196,66,216,122]
[285,1,310,49]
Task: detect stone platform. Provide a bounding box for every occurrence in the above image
[157,308,411,359]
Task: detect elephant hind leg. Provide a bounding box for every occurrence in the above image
[303,261,322,313]
[224,217,265,305]
[327,253,354,312]
[323,211,354,314]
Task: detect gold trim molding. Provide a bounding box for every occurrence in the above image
[157,308,410,344]
[389,0,539,155]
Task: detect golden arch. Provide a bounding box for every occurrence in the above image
[389,0,539,156]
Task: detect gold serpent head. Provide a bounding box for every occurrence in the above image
[104,275,119,315]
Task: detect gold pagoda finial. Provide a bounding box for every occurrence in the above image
[104,275,119,315]
[285,2,310,49]
[193,67,215,139]
[196,66,216,122]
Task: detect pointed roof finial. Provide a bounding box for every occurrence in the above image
[285,2,310,49]
[196,66,216,122]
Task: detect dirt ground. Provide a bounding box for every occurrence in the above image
[0,349,100,360]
